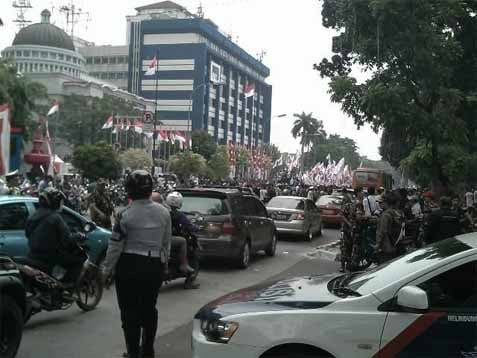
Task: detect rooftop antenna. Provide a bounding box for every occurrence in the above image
[257,50,267,62]
[197,1,204,18]
[12,0,33,30]
[59,1,90,38]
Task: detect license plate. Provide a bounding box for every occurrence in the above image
[323,210,335,215]
[274,215,288,221]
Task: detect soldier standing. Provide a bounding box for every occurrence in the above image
[89,178,114,229]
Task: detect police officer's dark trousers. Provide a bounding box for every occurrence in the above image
[115,253,163,358]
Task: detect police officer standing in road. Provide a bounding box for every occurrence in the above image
[102,170,171,358]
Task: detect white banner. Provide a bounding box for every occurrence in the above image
[0,105,10,176]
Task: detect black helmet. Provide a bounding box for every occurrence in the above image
[126,170,153,200]
[39,187,66,210]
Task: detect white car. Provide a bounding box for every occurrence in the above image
[192,233,477,358]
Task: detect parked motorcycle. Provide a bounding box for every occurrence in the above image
[161,234,200,290]
[13,225,103,322]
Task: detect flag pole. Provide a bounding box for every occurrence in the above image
[152,51,159,176]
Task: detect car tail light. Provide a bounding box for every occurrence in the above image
[222,222,236,235]
[291,213,305,221]
[206,216,236,236]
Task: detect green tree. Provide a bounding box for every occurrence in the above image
[72,142,121,180]
[306,134,361,170]
[169,150,206,184]
[49,94,142,147]
[0,59,47,133]
[119,149,152,170]
[191,131,217,160]
[236,146,250,178]
[207,145,230,181]
[317,0,477,192]
[291,112,326,172]
[262,143,281,163]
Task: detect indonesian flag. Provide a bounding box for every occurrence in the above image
[244,83,256,98]
[47,101,59,116]
[145,56,158,76]
[102,115,113,130]
[175,131,187,143]
[133,119,143,133]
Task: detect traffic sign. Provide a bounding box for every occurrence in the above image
[143,111,154,132]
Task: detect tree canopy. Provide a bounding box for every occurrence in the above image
[119,149,152,171]
[191,131,217,160]
[206,145,230,181]
[72,142,121,180]
[0,59,47,133]
[169,150,207,184]
[306,134,361,170]
[317,0,477,191]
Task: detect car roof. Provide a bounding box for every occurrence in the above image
[177,188,241,196]
[0,195,38,203]
[271,196,304,200]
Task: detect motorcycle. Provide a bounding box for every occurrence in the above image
[161,233,200,290]
[12,225,103,322]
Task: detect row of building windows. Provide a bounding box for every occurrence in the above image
[85,56,129,65]
[4,50,83,65]
[90,71,128,80]
[16,62,81,77]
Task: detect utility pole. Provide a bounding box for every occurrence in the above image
[12,0,32,30]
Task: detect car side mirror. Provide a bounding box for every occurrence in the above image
[396,286,429,311]
[84,222,96,233]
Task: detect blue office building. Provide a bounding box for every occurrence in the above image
[127,1,272,147]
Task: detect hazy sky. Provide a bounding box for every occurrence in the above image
[0,0,381,160]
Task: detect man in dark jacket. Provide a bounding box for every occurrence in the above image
[376,192,403,264]
[425,196,461,244]
[26,187,84,283]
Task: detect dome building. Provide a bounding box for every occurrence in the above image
[2,10,85,78]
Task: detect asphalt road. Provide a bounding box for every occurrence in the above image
[17,229,340,358]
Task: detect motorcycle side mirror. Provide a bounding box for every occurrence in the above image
[84,222,96,233]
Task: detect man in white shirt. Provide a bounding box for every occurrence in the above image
[410,196,423,218]
[363,187,380,217]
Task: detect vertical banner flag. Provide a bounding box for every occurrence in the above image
[145,56,158,76]
[244,83,256,98]
[47,100,59,116]
[0,105,10,175]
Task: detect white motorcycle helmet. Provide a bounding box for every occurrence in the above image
[166,191,183,209]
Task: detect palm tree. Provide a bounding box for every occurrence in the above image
[291,112,326,172]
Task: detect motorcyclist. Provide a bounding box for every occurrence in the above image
[25,187,84,284]
[165,192,197,280]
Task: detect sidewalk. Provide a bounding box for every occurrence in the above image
[308,240,341,262]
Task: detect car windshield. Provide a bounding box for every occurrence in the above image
[317,196,342,207]
[347,237,472,295]
[181,196,229,216]
[267,197,304,210]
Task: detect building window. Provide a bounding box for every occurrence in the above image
[66,55,71,62]
[108,72,115,79]
[100,73,108,79]
[16,51,22,57]
[58,54,64,60]
[101,57,108,64]
[94,57,101,64]
[50,65,54,71]
[109,57,117,64]
[39,63,43,71]
[117,56,124,64]
[22,50,30,57]
[124,56,129,64]
[41,51,48,58]
[49,52,56,59]
[32,51,39,58]
[34,63,38,71]
[86,57,93,64]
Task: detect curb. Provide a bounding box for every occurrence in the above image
[307,240,340,262]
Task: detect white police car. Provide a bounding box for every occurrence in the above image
[193,233,477,358]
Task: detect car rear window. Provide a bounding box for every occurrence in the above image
[317,196,343,207]
[181,195,229,216]
[267,197,304,210]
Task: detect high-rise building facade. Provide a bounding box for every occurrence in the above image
[127,1,272,147]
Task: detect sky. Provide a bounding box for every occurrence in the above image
[0,0,381,160]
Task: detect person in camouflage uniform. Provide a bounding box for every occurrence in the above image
[88,179,114,229]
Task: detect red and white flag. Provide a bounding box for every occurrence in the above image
[244,83,256,98]
[102,115,114,130]
[47,100,59,116]
[174,131,187,143]
[145,56,158,76]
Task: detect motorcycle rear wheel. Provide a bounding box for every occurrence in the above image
[76,273,103,312]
